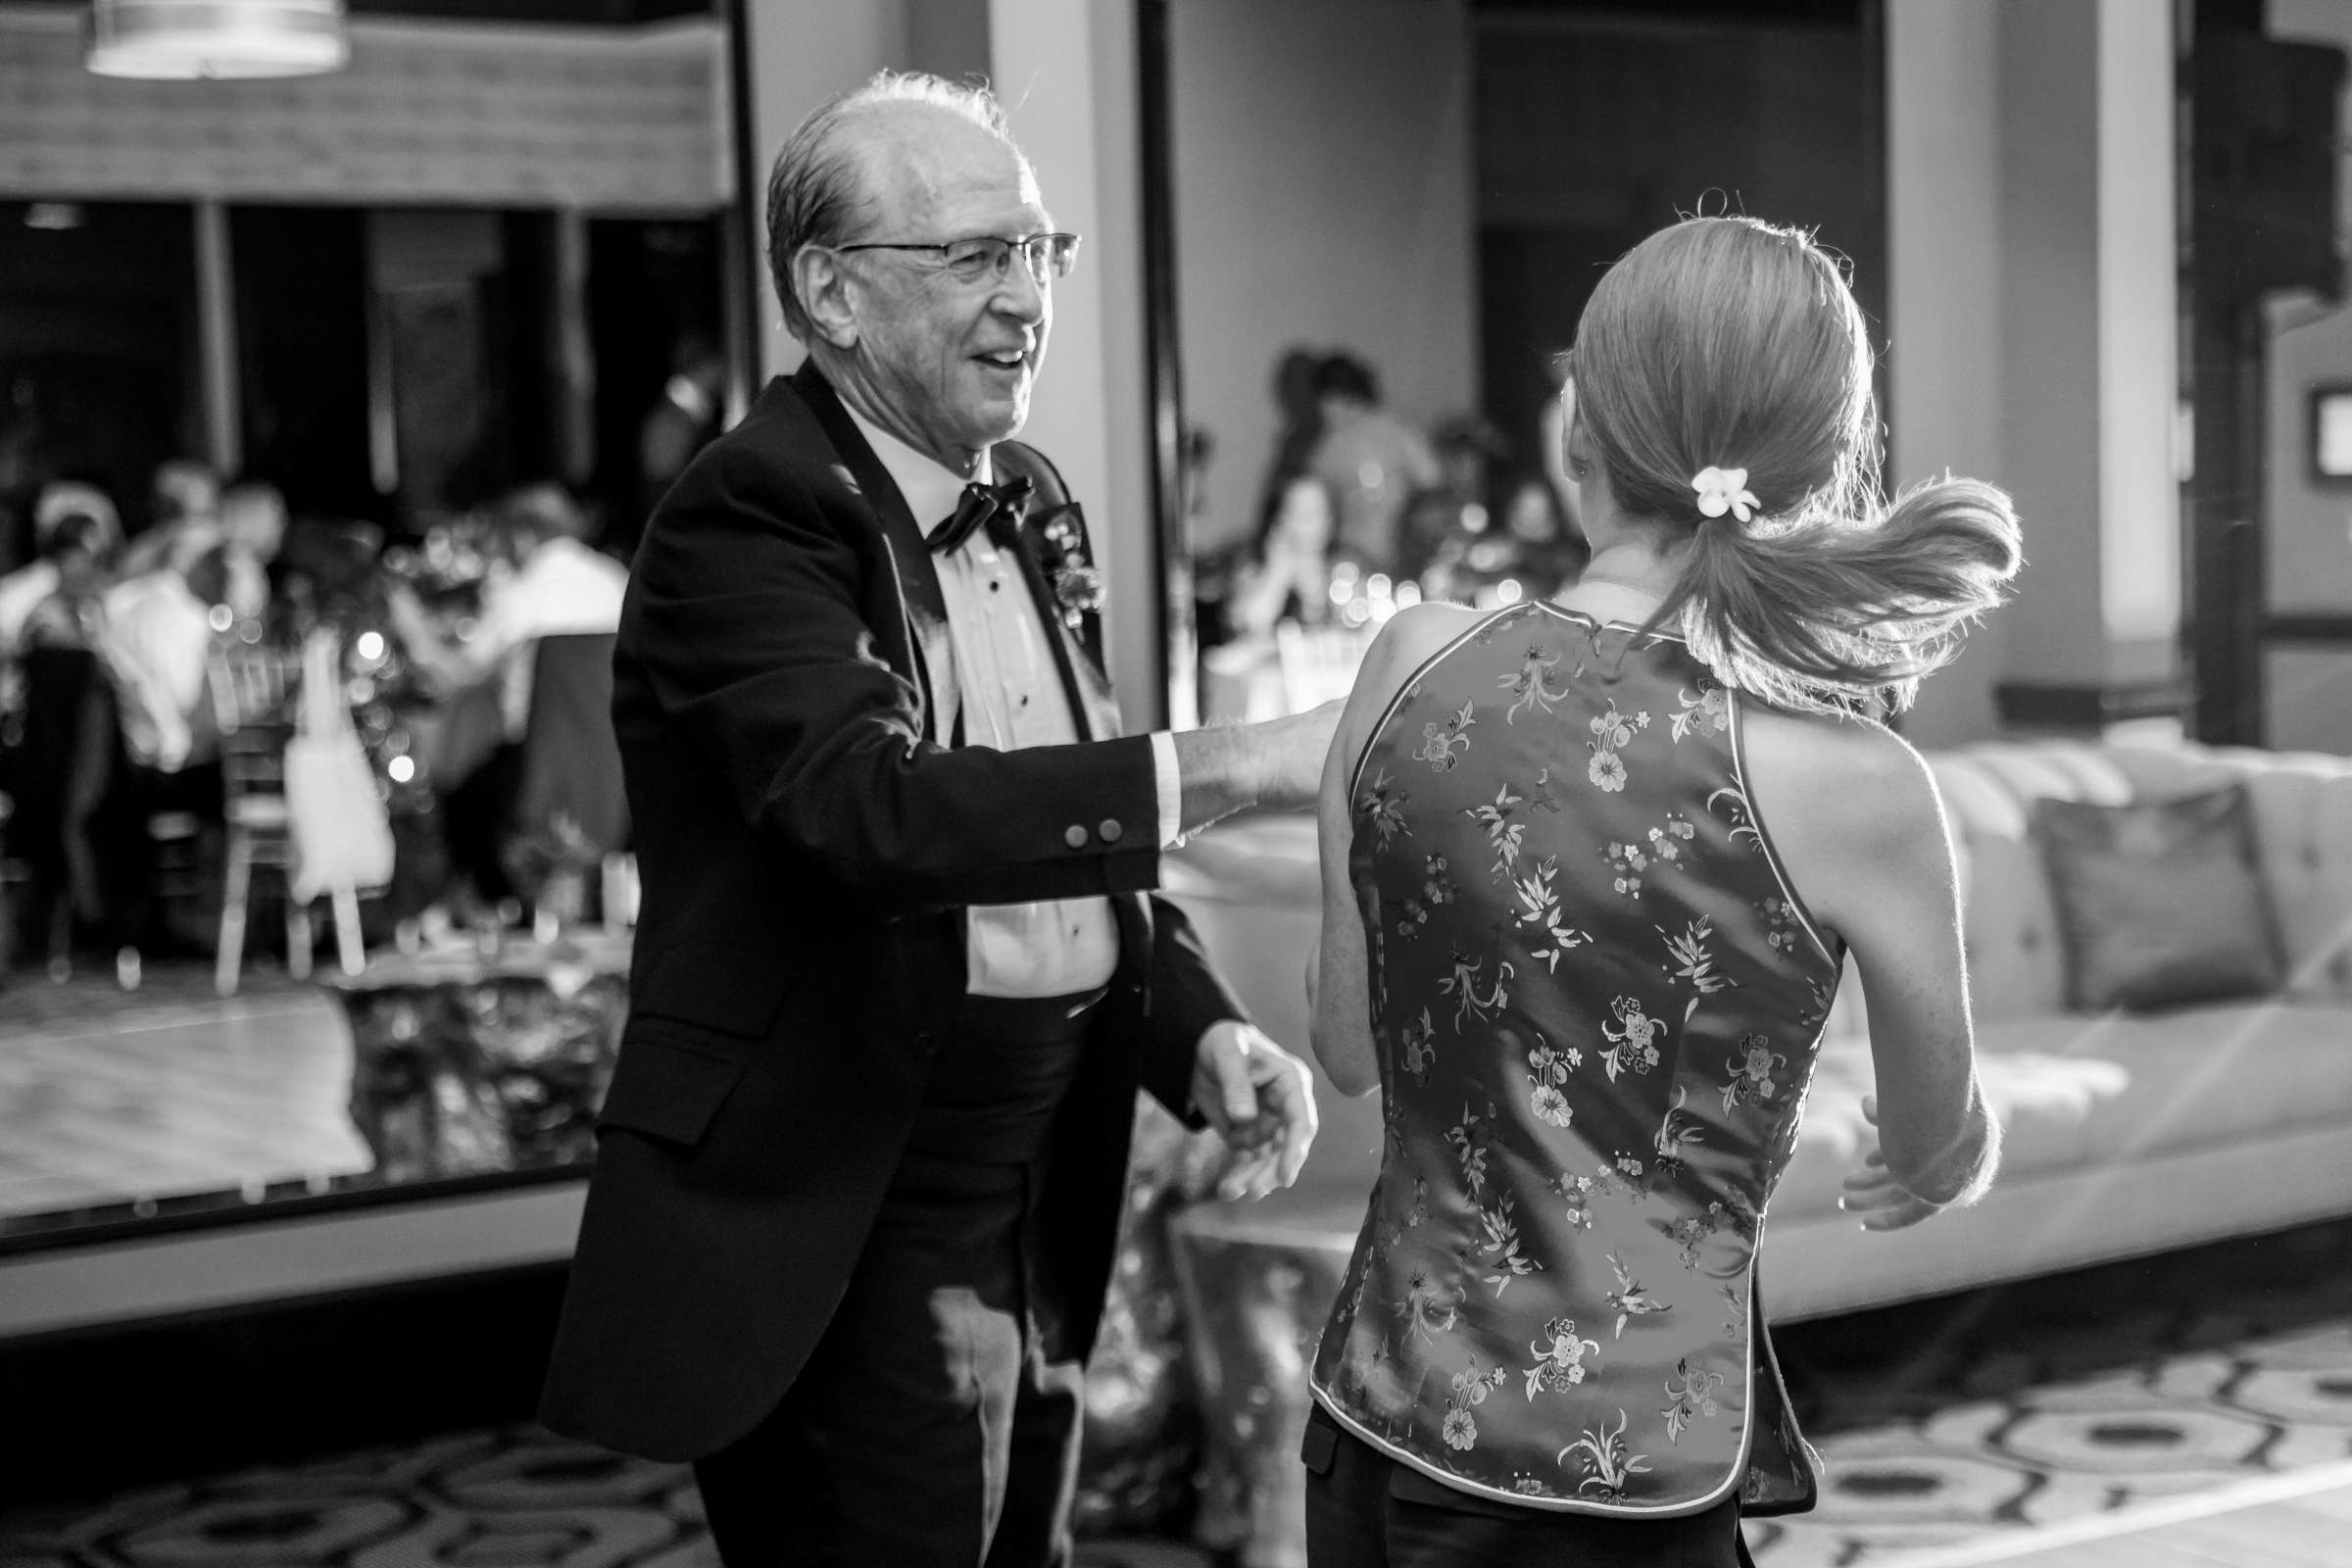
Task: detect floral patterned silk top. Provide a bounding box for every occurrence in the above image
[1309,602,1843,1517]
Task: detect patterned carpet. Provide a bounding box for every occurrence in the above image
[1753,1216,2352,1565]
[5,1225,2351,1568]
[1752,1319,2352,1564]
[0,1432,1207,1568]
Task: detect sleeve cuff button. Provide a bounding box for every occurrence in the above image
[1099,818,1124,843]
[1064,824,1090,849]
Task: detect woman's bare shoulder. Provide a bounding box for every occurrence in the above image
[1338,602,1487,758]
[1383,599,1487,657]
[1357,602,1486,697]
[1741,703,1945,854]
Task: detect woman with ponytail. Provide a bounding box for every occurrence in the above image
[1300,215,2020,1566]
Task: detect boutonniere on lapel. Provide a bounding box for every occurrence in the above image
[1026,503,1104,629]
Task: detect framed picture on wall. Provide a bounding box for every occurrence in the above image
[2311,382,2352,484]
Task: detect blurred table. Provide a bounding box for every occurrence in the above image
[328,931,630,1182]
[1200,621,1372,724]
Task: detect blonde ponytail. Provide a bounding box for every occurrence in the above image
[1573,216,2023,713]
[1663,476,2021,714]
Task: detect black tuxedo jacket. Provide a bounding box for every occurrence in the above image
[539,365,1243,1462]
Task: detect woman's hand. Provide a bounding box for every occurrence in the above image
[1838,1096,1945,1231]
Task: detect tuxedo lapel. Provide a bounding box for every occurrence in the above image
[794,363,960,745]
[987,445,1123,746]
[984,508,1121,745]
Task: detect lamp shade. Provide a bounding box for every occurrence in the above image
[86,0,349,79]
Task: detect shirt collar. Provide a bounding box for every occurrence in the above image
[839,401,993,538]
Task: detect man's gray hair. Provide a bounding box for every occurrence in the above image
[764,71,1021,342]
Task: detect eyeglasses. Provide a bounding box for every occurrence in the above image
[835,232,1082,287]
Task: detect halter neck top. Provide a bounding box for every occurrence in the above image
[1309,600,1843,1516]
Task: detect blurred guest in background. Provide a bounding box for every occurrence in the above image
[97,523,218,778]
[1396,415,1507,582]
[1253,347,1328,544]
[1493,464,1588,592]
[1308,353,1438,573]
[635,337,730,550]
[90,523,227,964]
[1417,463,1587,610]
[217,480,289,629]
[1,482,121,654]
[122,458,221,578]
[388,481,626,907]
[15,510,113,654]
[1231,473,1338,640]
[391,482,627,735]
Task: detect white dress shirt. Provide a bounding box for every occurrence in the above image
[844,406,1183,998]
[0,561,59,655]
[467,535,630,741]
[97,569,215,772]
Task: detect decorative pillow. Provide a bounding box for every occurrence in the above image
[2033,784,2284,1012]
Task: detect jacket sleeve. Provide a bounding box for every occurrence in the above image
[1136,894,1249,1126]
[621,440,1163,920]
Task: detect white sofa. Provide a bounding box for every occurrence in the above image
[1762,738,2352,1317]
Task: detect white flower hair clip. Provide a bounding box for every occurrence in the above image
[1691,466,1759,523]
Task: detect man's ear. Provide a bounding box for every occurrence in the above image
[794,247,860,351]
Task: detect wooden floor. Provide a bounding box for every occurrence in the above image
[0,976,370,1216]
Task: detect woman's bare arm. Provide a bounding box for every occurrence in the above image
[1309,603,1478,1097]
[1741,710,2000,1214]
[1311,715,1378,1096]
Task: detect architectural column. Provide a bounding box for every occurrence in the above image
[1886,0,2005,746]
[1886,0,2181,742]
[991,0,1162,726]
[2093,0,2182,681]
[194,198,241,478]
[552,207,595,488]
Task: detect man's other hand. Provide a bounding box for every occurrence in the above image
[1192,1020,1319,1200]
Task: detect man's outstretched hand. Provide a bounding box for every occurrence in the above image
[1192,1020,1319,1200]
[1838,1095,1945,1231]
[1172,700,1344,837]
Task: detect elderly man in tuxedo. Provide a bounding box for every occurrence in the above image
[541,72,1335,1566]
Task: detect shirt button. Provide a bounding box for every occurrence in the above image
[1064,824,1090,849]
[1099,818,1124,844]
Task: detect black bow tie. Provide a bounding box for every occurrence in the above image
[927,476,1035,556]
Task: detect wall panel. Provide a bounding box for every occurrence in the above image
[0,9,728,212]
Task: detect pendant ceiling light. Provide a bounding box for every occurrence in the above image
[86,0,350,79]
